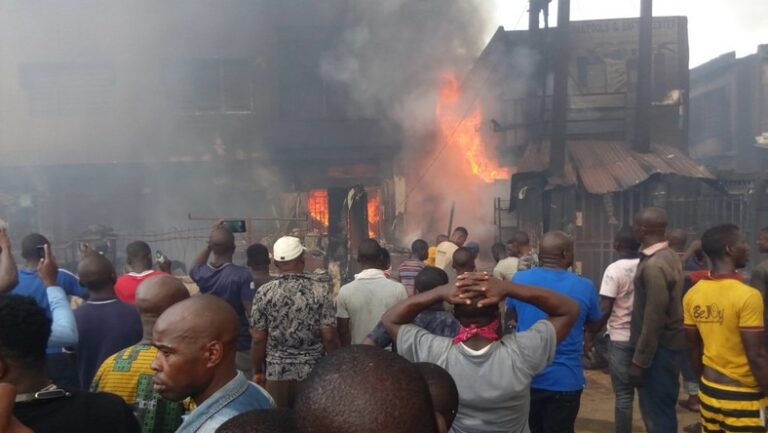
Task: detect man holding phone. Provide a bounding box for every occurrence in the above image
[3,233,87,389]
[190,221,255,377]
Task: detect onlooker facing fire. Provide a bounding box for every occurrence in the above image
[434,227,468,270]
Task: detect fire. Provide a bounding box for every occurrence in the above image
[437,73,510,183]
[367,190,380,239]
[307,189,329,231]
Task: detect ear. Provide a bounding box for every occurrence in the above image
[205,341,224,368]
[724,244,734,257]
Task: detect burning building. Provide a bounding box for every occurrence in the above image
[0,1,401,276]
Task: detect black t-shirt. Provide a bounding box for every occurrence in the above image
[14,389,140,433]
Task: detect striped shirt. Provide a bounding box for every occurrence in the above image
[92,344,185,433]
[397,259,426,296]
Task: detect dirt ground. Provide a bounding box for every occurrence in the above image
[575,370,700,433]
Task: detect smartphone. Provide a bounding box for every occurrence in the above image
[36,245,46,260]
[155,250,167,263]
[222,220,247,233]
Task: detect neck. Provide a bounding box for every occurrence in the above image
[88,287,117,301]
[710,260,737,276]
[23,261,40,270]
[359,264,379,271]
[642,235,665,248]
[140,317,156,344]
[540,260,565,270]
[9,368,51,394]
[129,263,151,273]
[210,255,232,267]
[193,368,238,406]
[617,250,640,260]
[462,335,496,351]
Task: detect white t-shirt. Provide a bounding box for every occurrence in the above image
[397,320,556,433]
[493,257,520,281]
[336,270,407,344]
[599,258,640,342]
[434,241,459,270]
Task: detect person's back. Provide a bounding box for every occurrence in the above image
[0,294,139,433]
[92,276,190,433]
[493,256,519,281]
[75,297,143,388]
[684,278,763,386]
[337,274,407,344]
[397,310,556,432]
[190,262,253,351]
[75,253,142,388]
[510,268,600,390]
[253,273,335,375]
[15,388,140,433]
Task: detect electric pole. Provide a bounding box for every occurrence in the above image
[635,0,653,153]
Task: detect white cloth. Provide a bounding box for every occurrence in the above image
[336,272,407,344]
[599,258,640,342]
[493,257,520,281]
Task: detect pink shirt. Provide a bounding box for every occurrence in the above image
[599,258,640,342]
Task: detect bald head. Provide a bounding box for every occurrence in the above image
[210,228,236,257]
[452,247,476,275]
[416,363,459,432]
[295,346,438,433]
[135,276,190,317]
[634,207,668,245]
[155,295,239,347]
[666,228,688,253]
[77,253,117,292]
[151,295,241,404]
[539,231,573,269]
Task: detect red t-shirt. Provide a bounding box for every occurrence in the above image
[115,270,167,304]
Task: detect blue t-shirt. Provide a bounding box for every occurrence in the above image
[190,263,254,352]
[507,268,601,391]
[13,269,87,317]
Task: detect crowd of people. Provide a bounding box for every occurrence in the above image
[0,206,765,433]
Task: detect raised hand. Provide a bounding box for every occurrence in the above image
[37,245,59,287]
[456,272,509,308]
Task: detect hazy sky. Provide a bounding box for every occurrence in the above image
[494,0,768,67]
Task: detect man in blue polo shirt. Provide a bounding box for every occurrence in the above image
[11,233,87,388]
[507,231,601,433]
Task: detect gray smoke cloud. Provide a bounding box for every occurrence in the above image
[320,0,496,135]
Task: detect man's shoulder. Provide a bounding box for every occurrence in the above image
[754,260,768,273]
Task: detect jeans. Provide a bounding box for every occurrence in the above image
[637,346,682,433]
[608,340,635,433]
[528,388,583,433]
[678,348,700,395]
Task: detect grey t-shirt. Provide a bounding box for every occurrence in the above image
[397,320,557,433]
[336,273,408,344]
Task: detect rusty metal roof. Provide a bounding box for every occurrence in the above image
[512,140,715,194]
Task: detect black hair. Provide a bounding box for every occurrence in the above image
[21,233,49,261]
[357,239,382,265]
[246,243,271,268]
[453,303,498,327]
[760,226,768,234]
[126,241,151,259]
[410,239,429,257]
[453,227,468,236]
[614,227,640,251]
[294,346,437,433]
[379,247,391,270]
[216,409,297,433]
[414,266,449,294]
[0,295,51,370]
[511,230,530,245]
[452,247,475,272]
[491,242,508,262]
[701,224,741,260]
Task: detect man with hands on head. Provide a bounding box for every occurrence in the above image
[382,271,578,433]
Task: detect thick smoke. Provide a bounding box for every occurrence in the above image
[320,0,496,134]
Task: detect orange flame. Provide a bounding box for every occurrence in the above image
[437,73,510,183]
[367,191,380,239]
[308,189,329,230]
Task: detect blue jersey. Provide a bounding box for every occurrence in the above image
[507,268,601,391]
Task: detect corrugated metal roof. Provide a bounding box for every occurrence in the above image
[570,141,715,194]
[511,140,715,194]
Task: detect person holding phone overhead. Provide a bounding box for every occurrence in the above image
[190,221,255,377]
[3,233,87,389]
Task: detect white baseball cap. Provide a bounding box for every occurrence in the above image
[273,236,306,262]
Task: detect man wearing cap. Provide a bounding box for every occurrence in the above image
[250,236,340,408]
